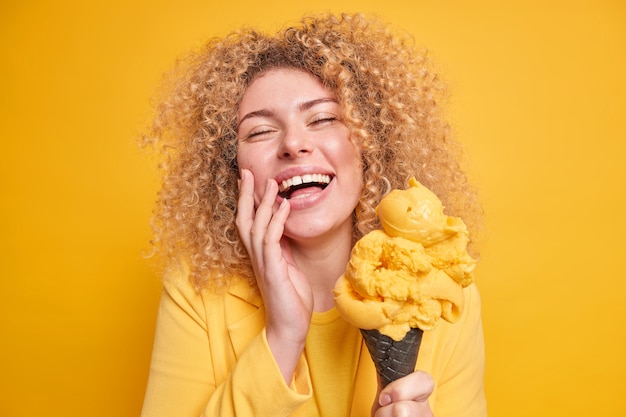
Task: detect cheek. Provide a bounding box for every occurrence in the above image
[237,142,274,171]
[346,147,364,197]
[340,142,363,178]
[236,146,260,178]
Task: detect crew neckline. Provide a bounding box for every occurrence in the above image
[311,307,341,325]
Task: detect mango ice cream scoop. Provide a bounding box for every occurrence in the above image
[333,177,476,386]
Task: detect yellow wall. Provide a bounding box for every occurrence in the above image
[1,1,624,416]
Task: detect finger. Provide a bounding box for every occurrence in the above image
[379,371,434,406]
[249,179,279,248]
[244,179,286,285]
[264,198,290,249]
[236,173,279,248]
[373,400,433,417]
[259,200,291,282]
[236,169,254,220]
[236,169,256,251]
[279,234,296,266]
[256,187,290,279]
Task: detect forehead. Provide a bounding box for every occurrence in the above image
[239,68,333,110]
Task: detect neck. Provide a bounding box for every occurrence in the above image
[288,226,354,313]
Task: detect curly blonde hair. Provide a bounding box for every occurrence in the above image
[143,13,483,292]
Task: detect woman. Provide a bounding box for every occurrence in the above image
[141,13,486,417]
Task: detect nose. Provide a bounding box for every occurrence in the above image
[278,127,313,159]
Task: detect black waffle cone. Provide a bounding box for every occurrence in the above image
[360,327,423,387]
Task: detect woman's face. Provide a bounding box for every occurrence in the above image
[236,68,363,242]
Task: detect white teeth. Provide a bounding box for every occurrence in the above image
[280,174,331,192]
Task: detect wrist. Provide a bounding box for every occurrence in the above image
[265,326,307,384]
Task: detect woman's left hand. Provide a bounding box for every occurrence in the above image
[371,371,434,417]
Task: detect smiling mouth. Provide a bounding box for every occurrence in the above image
[278,174,332,199]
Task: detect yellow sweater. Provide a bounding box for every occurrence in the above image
[141,264,487,417]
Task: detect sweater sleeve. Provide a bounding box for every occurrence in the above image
[431,284,488,417]
[140,272,312,417]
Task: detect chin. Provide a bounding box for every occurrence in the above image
[283,215,352,242]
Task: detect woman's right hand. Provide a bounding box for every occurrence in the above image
[236,169,314,383]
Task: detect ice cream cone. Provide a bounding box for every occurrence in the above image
[335,178,474,388]
[360,327,423,387]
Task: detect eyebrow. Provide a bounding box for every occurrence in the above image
[238,109,275,126]
[299,97,338,111]
[238,97,338,126]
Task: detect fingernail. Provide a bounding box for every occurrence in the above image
[380,393,391,406]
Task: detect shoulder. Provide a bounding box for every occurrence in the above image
[419,283,484,372]
[435,283,483,348]
[161,260,263,327]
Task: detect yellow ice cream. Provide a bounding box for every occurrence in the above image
[333,177,476,341]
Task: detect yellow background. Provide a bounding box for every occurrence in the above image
[1,0,625,416]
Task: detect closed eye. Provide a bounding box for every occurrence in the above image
[309,116,337,127]
[242,127,277,141]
